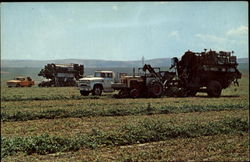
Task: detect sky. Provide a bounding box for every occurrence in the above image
[1,2,248,60]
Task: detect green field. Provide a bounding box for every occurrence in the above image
[1,69,249,161]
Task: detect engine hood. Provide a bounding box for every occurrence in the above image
[7,80,21,83]
[79,77,104,81]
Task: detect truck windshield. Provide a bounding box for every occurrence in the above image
[16,78,24,81]
[94,72,101,77]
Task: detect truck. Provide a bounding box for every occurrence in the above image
[77,71,116,96]
[38,63,84,87]
[112,49,242,98]
[6,76,35,87]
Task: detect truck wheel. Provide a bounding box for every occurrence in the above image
[92,85,102,96]
[187,90,197,97]
[207,81,222,97]
[130,88,140,98]
[148,81,163,98]
[80,91,89,96]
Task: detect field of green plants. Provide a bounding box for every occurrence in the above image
[1,71,249,161]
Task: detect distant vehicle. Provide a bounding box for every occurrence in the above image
[77,71,115,96]
[6,76,35,87]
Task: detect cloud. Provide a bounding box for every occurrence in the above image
[159,2,169,4]
[226,26,248,36]
[154,2,170,5]
[169,31,180,40]
[195,34,229,44]
[112,5,118,11]
[87,18,167,29]
[196,25,248,46]
[169,31,179,37]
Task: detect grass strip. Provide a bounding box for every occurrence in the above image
[1,117,248,158]
[1,104,247,122]
[1,95,100,102]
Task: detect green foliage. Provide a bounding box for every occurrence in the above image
[1,117,248,158]
[1,103,247,122]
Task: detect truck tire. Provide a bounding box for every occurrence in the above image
[92,85,102,96]
[80,90,89,96]
[130,88,140,98]
[207,81,222,97]
[148,81,163,98]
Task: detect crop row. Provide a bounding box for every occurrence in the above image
[1,94,101,102]
[1,117,248,158]
[1,103,247,122]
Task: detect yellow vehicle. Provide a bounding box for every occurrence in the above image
[6,76,35,87]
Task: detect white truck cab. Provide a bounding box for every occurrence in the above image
[77,71,115,96]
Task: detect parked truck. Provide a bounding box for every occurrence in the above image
[6,76,35,87]
[112,49,242,98]
[38,63,84,87]
[77,71,116,96]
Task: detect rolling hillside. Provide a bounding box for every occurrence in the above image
[1,58,171,68]
[1,57,248,68]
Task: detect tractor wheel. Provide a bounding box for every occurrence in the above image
[117,89,130,98]
[207,81,222,97]
[80,90,89,96]
[92,85,102,96]
[130,88,140,98]
[148,81,163,98]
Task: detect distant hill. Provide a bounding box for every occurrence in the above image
[1,58,172,68]
[1,57,248,68]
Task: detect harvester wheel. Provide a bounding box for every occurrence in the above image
[207,81,222,97]
[80,90,89,96]
[92,85,102,96]
[148,81,163,98]
[130,88,140,98]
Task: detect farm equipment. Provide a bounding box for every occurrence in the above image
[38,63,84,87]
[112,64,171,98]
[165,49,242,97]
[112,49,241,98]
[6,76,35,87]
